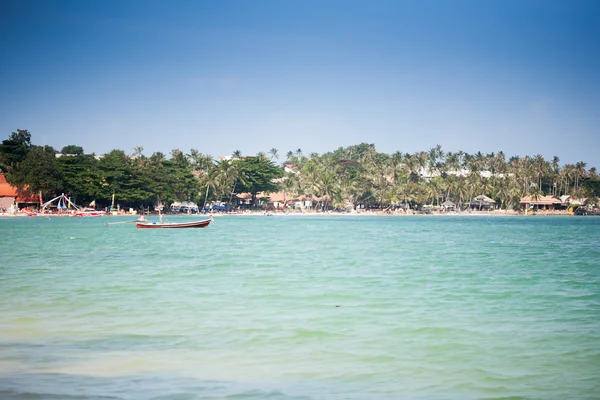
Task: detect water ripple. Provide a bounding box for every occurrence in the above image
[1,216,599,399]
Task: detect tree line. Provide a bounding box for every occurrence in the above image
[1,130,598,211]
[0,130,281,209]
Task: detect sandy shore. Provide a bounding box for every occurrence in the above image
[209,210,576,217]
[0,210,577,218]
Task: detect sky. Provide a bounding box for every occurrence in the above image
[1,0,599,167]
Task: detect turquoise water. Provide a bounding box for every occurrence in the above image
[0,215,599,399]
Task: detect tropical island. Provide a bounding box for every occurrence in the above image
[1,129,599,215]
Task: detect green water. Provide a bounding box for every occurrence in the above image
[0,215,599,399]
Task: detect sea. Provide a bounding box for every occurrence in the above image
[0,215,598,400]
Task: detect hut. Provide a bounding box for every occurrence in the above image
[235,193,254,207]
[470,195,496,210]
[441,200,456,211]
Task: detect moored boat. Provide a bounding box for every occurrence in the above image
[74,209,106,217]
[136,215,213,229]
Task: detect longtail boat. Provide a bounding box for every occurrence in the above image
[136,215,213,229]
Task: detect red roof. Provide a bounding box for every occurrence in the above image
[0,174,39,202]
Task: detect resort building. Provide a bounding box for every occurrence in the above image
[233,190,317,210]
[0,173,39,211]
[519,195,565,211]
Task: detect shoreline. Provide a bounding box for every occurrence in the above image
[0,210,585,218]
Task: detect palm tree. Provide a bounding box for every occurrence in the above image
[285,151,294,164]
[453,177,469,210]
[369,164,391,209]
[398,181,421,209]
[532,154,547,193]
[331,190,349,211]
[131,146,147,169]
[170,149,190,169]
[466,171,480,208]
[315,169,336,210]
[187,149,212,171]
[269,148,279,161]
[425,179,441,206]
[150,152,166,165]
[428,147,438,176]
[574,161,587,191]
[228,160,247,204]
[530,184,543,211]
[133,146,144,158]
[435,144,445,165]
[551,156,560,195]
[207,160,236,202]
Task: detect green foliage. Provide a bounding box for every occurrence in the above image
[161,159,201,204]
[581,176,600,197]
[10,145,62,196]
[57,155,102,202]
[3,130,600,212]
[0,129,32,173]
[60,145,84,155]
[236,157,283,205]
[98,150,131,198]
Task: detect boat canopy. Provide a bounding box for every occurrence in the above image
[41,193,81,211]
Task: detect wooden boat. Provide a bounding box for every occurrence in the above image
[74,209,106,217]
[136,215,213,229]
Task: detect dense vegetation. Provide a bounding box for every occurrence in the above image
[1,130,598,210]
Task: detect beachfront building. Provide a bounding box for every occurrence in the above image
[265,192,287,209]
[292,195,314,210]
[470,195,496,211]
[519,195,565,211]
[0,173,39,212]
[234,191,318,211]
[441,200,456,211]
[234,193,253,207]
[558,195,588,210]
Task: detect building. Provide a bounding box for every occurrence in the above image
[0,174,39,211]
[470,195,496,210]
[519,195,565,211]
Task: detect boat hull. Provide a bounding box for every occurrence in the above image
[136,216,213,229]
[74,211,106,217]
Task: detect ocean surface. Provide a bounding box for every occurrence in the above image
[0,215,599,400]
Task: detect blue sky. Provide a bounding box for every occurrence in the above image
[1,0,599,167]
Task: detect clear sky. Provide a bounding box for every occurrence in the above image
[1,0,599,167]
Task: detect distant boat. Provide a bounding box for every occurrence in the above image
[136,215,213,229]
[74,209,105,217]
[38,193,105,216]
[74,199,105,216]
